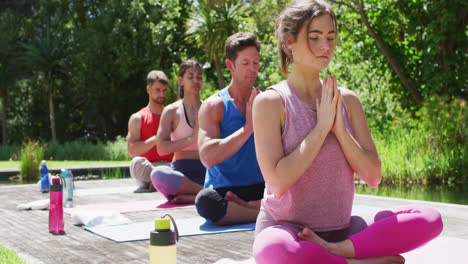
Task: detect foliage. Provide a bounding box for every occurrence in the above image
[186,0,254,89]
[330,0,467,107]
[100,167,127,180]
[19,140,45,183]
[0,10,24,145]
[0,0,466,186]
[43,136,130,161]
[0,244,28,264]
[0,144,19,160]
[373,96,467,184]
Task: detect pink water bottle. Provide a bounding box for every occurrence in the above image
[49,177,65,235]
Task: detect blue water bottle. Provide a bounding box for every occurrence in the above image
[60,169,74,208]
[40,160,50,193]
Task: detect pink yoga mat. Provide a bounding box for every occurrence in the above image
[64,199,194,215]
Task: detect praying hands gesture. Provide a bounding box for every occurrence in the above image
[316,75,346,137]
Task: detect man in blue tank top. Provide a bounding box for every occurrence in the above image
[196,32,265,225]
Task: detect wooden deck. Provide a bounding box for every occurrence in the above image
[1,178,467,264]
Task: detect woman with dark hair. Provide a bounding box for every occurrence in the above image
[152,60,206,204]
[251,0,443,263]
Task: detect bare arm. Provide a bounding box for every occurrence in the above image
[198,90,258,169]
[156,102,197,155]
[254,78,340,197]
[254,91,329,197]
[332,88,381,187]
[126,113,157,157]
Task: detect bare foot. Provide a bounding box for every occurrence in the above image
[346,255,405,264]
[297,227,330,250]
[170,194,196,204]
[225,191,261,209]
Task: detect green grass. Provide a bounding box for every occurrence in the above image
[0,244,28,264]
[0,160,130,169]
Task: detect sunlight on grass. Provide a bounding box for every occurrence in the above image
[0,160,130,169]
[0,244,28,264]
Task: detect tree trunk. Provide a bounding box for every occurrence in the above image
[214,54,225,89]
[0,91,7,145]
[48,83,57,143]
[355,0,423,105]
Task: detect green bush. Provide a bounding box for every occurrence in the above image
[374,96,467,184]
[42,137,130,161]
[0,144,19,160]
[19,140,44,183]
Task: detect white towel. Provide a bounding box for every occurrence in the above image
[71,210,132,227]
[17,199,50,210]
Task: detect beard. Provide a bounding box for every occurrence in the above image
[152,96,165,105]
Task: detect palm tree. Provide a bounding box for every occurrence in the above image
[21,27,66,143]
[186,0,252,89]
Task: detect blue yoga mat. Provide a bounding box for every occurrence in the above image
[85,217,256,243]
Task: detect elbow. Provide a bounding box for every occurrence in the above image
[199,148,216,169]
[127,147,137,158]
[268,183,287,198]
[156,147,171,156]
[200,157,215,169]
[366,163,382,188]
[367,177,381,188]
[271,189,286,198]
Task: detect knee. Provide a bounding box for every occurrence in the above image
[417,205,444,239]
[195,188,227,222]
[130,157,147,176]
[130,156,152,182]
[130,156,146,167]
[151,166,182,197]
[254,226,336,264]
[253,226,307,264]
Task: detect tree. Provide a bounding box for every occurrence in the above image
[186,0,252,89]
[330,0,467,106]
[21,27,67,143]
[0,11,22,144]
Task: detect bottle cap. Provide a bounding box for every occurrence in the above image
[155,218,170,230]
[50,176,62,192]
[42,160,47,166]
[150,218,176,246]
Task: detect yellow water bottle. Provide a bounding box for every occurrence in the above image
[150,214,179,264]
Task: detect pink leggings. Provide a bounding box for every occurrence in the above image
[253,205,443,264]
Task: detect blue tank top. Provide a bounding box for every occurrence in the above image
[204,87,264,188]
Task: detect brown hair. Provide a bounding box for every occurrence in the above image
[146,70,168,86]
[276,0,337,76]
[225,32,261,63]
[178,60,203,99]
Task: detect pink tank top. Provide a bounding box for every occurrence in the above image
[170,101,198,151]
[262,80,355,232]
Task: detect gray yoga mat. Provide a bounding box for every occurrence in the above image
[85,216,256,243]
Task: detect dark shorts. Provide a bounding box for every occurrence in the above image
[213,182,265,202]
[171,159,206,186]
[195,182,265,222]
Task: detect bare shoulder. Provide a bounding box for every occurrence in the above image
[128,112,142,125]
[200,93,224,121]
[339,87,362,108]
[162,100,181,116]
[255,89,282,106]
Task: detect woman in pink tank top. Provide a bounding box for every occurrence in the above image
[252,1,443,263]
[152,60,206,204]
